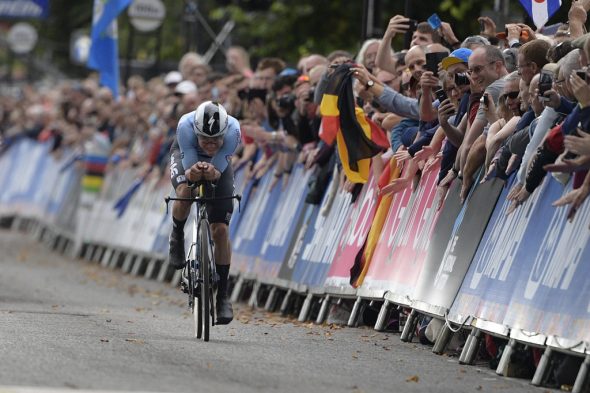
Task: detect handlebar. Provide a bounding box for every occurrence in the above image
[164,194,242,215]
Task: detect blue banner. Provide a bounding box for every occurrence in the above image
[255,165,311,281]
[231,169,280,275]
[290,177,353,288]
[229,165,252,239]
[0,0,49,19]
[450,174,590,342]
[290,206,320,286]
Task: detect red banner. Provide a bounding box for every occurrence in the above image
[360,163,442,302]
[324,175,378,290]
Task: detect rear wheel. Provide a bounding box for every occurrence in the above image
[193,270,202,339]
[199,219,211,342]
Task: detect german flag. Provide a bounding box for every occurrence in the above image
[320,63,388,183]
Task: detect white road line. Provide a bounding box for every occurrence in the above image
[0,387,169,393]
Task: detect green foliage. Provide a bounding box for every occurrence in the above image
[17,0,581,78]
[209,1,364,63]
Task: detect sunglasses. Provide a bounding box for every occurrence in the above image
[503,91,519,99]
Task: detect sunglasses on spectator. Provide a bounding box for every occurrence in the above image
[503,91,519,99]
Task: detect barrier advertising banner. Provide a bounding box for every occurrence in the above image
[289,169,354,288]
[360,164,440,303]
[448,176,549,326]
[324,174,378,292]
[229,165,252,239]
[288,205,321,287]
[231,169,280,275]
[0,140,48,215]
[254,165,311,281]
[501,178,590,342]
[413,175,504,316]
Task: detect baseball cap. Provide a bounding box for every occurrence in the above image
[164,71,182,85]
[441,48,473,70]
[174,80,197,95]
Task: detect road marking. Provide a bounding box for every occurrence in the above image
[0,387,168,393]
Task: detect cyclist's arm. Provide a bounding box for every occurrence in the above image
[211,117,241,173]
[177,112,200,170]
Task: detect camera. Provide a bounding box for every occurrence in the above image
[277,93,296,111]
[454,73,470,86]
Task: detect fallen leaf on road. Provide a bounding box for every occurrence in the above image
[125,338,145,344]
[106,319,112,323]
[476,386,482,391]
[406,375,419,383]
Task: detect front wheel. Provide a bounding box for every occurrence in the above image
[193,292,202,339]
[190,261,202,339]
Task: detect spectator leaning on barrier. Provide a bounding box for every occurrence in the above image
[456,45,509,201]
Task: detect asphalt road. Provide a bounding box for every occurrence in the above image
[0,230,551,393]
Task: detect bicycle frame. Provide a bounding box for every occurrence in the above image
[165,183,241,341]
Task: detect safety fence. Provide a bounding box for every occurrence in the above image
[1,138,589,392]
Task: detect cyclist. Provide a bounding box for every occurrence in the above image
[169,101,241,325]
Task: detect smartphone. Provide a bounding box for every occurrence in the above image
[434,88,448,103]
[436,88,455,115]
[425,52,448,77]
[538,71,553,98]
[403,19,418,49]
[427,13,442,30]
[480,94,489,107]
[576,69,587,81]
[479,19,485,33]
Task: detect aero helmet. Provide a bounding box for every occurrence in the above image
[194,101,228,138]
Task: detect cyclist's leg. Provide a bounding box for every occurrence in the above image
[206,165,234,324]
[169,139,190,270]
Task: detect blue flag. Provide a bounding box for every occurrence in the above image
[87,0,132,99]
[518,0,562,29]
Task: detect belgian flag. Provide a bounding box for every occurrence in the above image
[350,157,400,287]
[320,63,389,183]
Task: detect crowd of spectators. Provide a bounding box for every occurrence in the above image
[1,2,590,384]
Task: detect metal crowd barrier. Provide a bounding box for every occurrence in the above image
[1,139,589,392]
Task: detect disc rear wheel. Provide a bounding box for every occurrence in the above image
[199,219,211,342]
